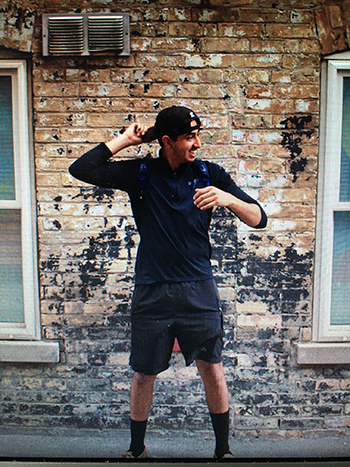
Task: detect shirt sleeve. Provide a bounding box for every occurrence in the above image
[207,162,267,229]
[68,143,140,193]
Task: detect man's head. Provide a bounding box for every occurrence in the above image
[143,106,202,146]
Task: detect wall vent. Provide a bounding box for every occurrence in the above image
[42,14,130,56]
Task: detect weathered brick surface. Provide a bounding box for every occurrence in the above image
[0,0,350,441]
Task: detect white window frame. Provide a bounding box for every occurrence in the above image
[0,60,59,362]
[298,52,350,365]
[314,55,350,343]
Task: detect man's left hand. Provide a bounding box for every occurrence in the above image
[193,186,233,210]
[194,186,263,228]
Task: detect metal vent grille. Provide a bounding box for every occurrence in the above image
[43,14,130,56]
[47,16,84,55]
[88,15,124,52]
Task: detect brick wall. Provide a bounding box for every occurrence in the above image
[1,0,350,439]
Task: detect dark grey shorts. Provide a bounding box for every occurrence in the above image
[130,279,223,375]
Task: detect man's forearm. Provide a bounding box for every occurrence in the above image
[226,195,263,228]
[105,133,133,155]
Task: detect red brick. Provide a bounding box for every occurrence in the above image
[314,6,334,54]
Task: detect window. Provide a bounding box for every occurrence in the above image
[298,52,350,365]
[314,55,350,343]
[0,60,39,339]
[0,59,58,361]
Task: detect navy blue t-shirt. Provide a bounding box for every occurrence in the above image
[69,143,267,285]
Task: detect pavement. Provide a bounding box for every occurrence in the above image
[0,427,350,465]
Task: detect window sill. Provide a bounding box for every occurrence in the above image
[297,342,350,365]
[0,340,60,363]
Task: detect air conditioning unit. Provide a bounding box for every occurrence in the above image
[42,13,130,56]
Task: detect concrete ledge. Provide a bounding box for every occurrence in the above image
[297,342,350,365]
[0,340,60,363]
[1,427,350,460]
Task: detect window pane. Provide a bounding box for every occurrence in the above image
[331,211,350,325]
[340,77,350,202]
[0,76,15,200]
[0,210,25,323]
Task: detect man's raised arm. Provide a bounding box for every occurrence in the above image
[68,123,152,187]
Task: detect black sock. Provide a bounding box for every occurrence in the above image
[129,419,148,457]
[210,410,230,458]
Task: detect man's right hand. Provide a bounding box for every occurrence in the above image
[106,122,153,155]
[124,123,154,146]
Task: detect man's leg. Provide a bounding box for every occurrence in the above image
[196,360,229,413]
[126,372,157,458]
[130,372,157,420]
[196,360,232,458]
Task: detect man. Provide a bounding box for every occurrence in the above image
[69,106,267,459]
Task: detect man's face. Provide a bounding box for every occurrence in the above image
[166,128,201,169]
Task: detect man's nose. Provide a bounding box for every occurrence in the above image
[194,134,201,148]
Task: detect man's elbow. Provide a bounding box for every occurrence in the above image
[253,209,267,229]
[68,162,77,177]
[68,161,84,181]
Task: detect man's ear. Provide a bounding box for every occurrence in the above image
[161,135,173,148]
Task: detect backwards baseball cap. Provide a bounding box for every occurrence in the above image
[142,106,202,143]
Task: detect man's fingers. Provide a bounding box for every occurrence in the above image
[134,123,149,137]
[125,123,152,144]
[194,186,233,210]
[193,187,211,203]
[193,187,217,210]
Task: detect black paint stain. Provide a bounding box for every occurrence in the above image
[42,254,60,272]
[54,204,312,308]
[11,6,35,30]
[68,221,137,301]
[192,38,200,50]
[73,187,115,203]
[37,201,315,429]
[77,227,122,300]
[210,209,312,309]
[290,157,308,179]
[280,116,315,182]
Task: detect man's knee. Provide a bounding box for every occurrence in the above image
[196,360,226,385]
[133,372,157,387]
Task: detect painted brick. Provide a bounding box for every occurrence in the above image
[200,37,250,53]
[59,129,107,144]
[218,23,262,38]
[265,24,316,39]
[191,8,240,23]
[79,83,129,98]
[135,53,184,68]
[33,83,79,98]
[185,53,233,68]
[328,4,344,28]
[234,53,281,68]
[236,315,282,328]
[282,53,320,69]
[0,0,349,443]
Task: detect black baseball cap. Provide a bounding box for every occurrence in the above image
[142,106,202,143]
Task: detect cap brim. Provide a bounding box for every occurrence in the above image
[141,127,158,143]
